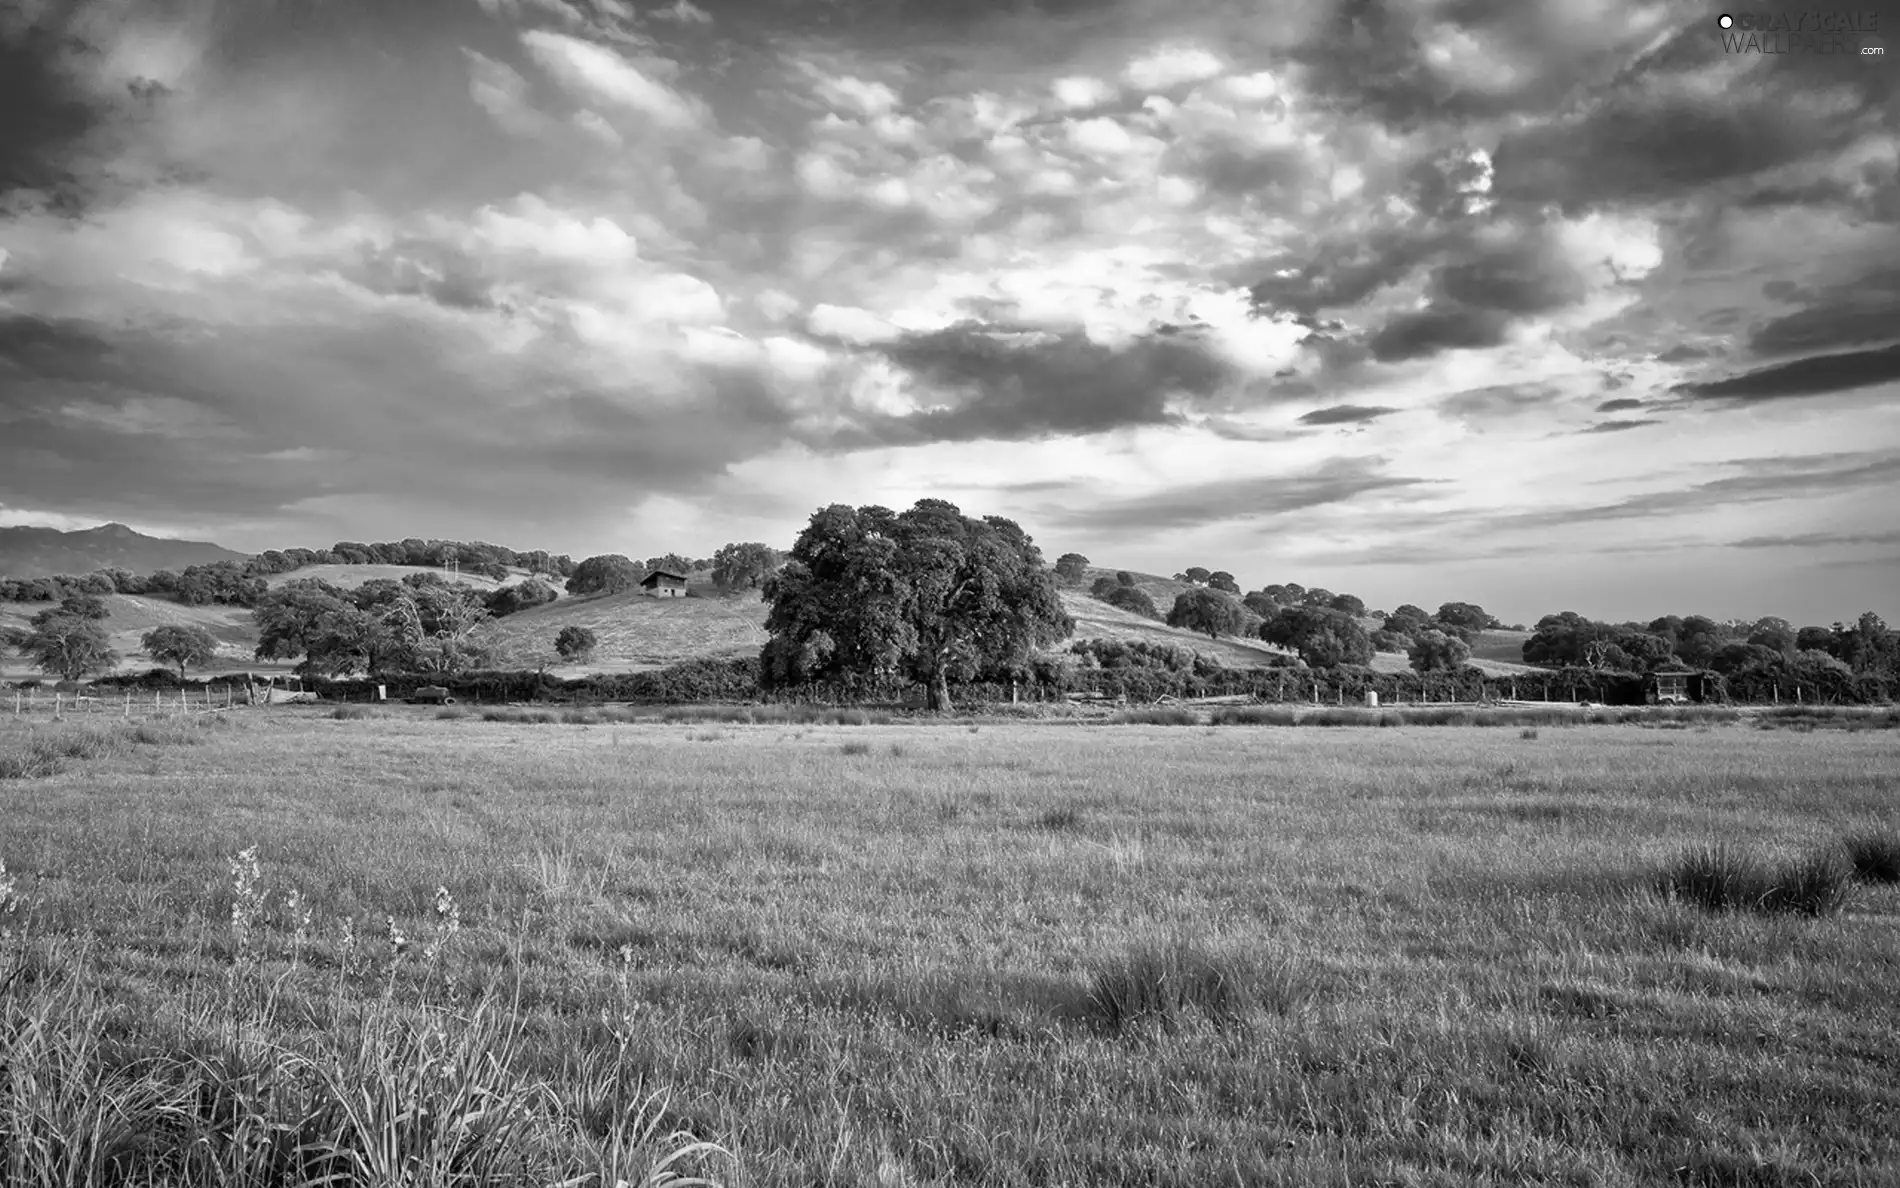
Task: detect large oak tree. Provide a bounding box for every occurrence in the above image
[761,500,1072,711]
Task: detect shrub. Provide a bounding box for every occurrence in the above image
[839,740,871,756]
[1520,728,1539,740]
[1842,830,1900,883]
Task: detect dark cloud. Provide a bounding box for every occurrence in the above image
[1728,529,1900,550]
[1298,404,1398,425]
[1656,344,1710,363]
[0,309,803,527]
[1246,228,1446,319]
[1674,343,1900,403]
[1358,217,1599,363]
[1595,397,1644,413]
[1368,305,1510,362]
[1036,458,1435,533]
[833,321,1236,446]
[1746,270,1900,357]
[0,13,171,216]
[1199,416,1313,443]
[1581,418,1660,433]
[1491,82,1861,213]
[0,20,103,211]
[348,239,499,312]
[1438,381,1559,419]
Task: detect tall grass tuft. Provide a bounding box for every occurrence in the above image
[1085,945,1259,1033]
[839,740,871,756]
[1657,844,1853,916]
[1843,829,1900,883]
[1656,844,1766,913]
[0,965,733,1188]
[1758,851,1853,917]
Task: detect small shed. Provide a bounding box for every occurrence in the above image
[1647,667,1717,705]
[639,570,689,598]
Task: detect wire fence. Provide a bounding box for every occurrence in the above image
[6,685,247,719]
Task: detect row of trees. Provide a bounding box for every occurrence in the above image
[562,544,781,597]
[0,538,584,607]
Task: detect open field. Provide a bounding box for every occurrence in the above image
[2,711,1898,1185]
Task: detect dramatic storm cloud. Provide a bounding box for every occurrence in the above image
[0,0,1895,622]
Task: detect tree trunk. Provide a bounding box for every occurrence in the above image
[928,668,953,713]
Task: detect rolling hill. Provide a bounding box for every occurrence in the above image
[3,552,1542,685]
[475,582,770,674]
[0,594,277,680]
[0,523,247,579]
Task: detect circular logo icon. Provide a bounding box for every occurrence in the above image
[1717,13,1734,28]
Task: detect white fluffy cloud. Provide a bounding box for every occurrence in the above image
[521,30,707,132]
[1125,45,1224,92]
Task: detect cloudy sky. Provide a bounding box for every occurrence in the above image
[1,0,1896,625]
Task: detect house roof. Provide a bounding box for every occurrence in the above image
[639,569,688,584]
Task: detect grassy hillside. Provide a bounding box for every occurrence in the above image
[476,586,771,674]
[0,595,271,680]
[4,562,1526,682]
[1467,628,1534,665]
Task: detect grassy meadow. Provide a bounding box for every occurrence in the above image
[2,707,1898,1186]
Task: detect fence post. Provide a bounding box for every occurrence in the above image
[124,691,130,718]
[55,693,62,716]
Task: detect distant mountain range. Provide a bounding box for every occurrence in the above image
[0,523,249,579]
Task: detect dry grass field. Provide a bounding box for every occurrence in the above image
[2,707,1897,1186]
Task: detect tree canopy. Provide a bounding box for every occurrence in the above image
[1053,553,1091,583]
[565,554,644,596]
[555,625,598,664]
[1260,606,1374,668]
[1104,585,1160,620]
[1407,629,1471,674]
[760,500,1072,711]
[20,613,120,680]
[1165,588,1250,640]
[142,625,219,680]
[711,542,782,591]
